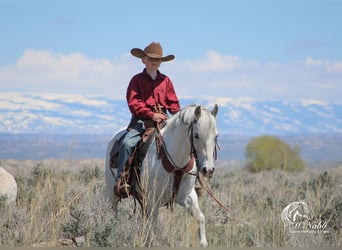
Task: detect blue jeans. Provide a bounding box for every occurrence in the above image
[116,120,145,181]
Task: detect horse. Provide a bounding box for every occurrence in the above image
[105,104,219,247]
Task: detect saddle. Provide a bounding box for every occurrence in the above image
[109,124,158,199]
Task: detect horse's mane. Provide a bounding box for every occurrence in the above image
[165,104,215,135]
[179,104,199,125]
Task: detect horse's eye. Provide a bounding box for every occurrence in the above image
[194,133,199,139]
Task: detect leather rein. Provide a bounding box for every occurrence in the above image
[155,121,197,195]
[155,116,220,177]
[154,118,228,214]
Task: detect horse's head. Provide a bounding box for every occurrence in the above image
[187,104,219,178]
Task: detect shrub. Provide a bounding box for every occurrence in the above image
[245,135,306,172]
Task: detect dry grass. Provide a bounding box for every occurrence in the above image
[0,159,341,247]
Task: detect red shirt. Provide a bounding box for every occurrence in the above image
[126,69,180,120]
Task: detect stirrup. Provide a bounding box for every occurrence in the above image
[119,183,131,197]
[114,177,131,198]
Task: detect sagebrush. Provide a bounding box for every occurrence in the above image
[0,160,340,247]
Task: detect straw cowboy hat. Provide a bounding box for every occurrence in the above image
[130,42,175,62]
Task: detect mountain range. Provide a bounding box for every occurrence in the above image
[1,92,341,135]
[0,92,341,165]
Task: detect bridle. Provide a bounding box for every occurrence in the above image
[156,121,196,176]
[188,118,220,168]
[156,116,219,182]
[154,116,224,212]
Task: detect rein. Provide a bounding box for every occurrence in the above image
[154,105,195,176]
[156,121,196,174]
[155,114,227,214]
[155,122,196,199]
[197,172,231,215]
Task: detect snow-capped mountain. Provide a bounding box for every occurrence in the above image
[0,92,341,135]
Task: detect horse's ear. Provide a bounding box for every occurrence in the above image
[195,105,201,119]
[211,104,218,117]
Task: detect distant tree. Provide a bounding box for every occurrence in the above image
[245,135,306,172]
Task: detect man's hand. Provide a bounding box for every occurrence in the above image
[152,113,167,123]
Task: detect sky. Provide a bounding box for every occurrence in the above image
[0,0,342,104]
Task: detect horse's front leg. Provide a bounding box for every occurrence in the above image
[176,188,208,247]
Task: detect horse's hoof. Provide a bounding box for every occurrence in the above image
[200,240,208,247]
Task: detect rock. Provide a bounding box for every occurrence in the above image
[0,167,17,205]
[73,235,86,246]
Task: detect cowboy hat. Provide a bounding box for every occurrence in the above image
[130,42,175,62]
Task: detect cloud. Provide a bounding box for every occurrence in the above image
[0,49,138,98]
[287,39,330,54]
[326,62,342,73]
[168,53,342,103]
[185,50,243,72]
[305,57,323,66]
[305,57,342,73]
[39,93,109,106]
[301,99,328,106]
[0,49,341,104]
[0,92,64,110]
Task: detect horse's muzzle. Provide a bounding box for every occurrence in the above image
[202,167,215,178]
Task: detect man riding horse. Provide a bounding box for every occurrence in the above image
[114,42,181,196]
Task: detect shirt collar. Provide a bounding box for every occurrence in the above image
[143,68,162,80]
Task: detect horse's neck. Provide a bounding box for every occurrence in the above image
[162,123,192,167]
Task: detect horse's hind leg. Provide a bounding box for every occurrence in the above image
[176,188,208,247]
